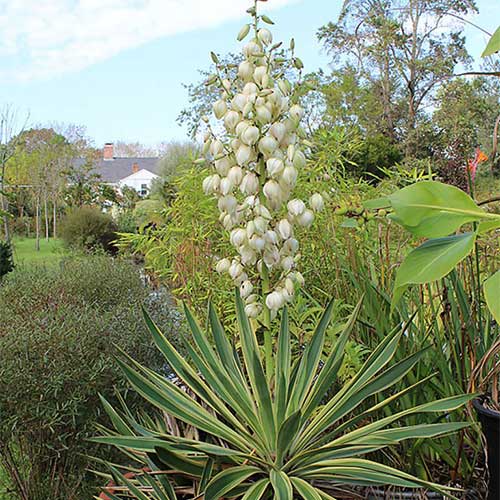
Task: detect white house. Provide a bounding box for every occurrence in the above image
[81,143,161,196]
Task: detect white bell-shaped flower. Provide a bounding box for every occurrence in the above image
[240,280,254,299]
[256,106,272,125]
[224,110,240,132]
[227,166,243,186]
[241,125,260,146]
[240,172,259,195]
[257,28,273,45]
[277,219,292,240]
[266,157,284,177]
[297,209,314,228]
[213,99,227,119]
[266,290,285,311]
[287,199,306,217]
[238,60,255,81]
[310,193,325,212]
[236,144,252,166]
[215,258,231,274]
[220,177,234,196]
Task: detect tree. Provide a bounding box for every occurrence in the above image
[113,141,158,157]
[318,0,476,158]
[0,105,29,242]
[433,77,500,157]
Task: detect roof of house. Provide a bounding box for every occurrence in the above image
[74,157,161,183]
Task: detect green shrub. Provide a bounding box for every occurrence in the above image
[59,206,118,252]
[0,240,14,279]
[0,256,184,500]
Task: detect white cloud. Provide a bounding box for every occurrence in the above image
[0,0,299,81]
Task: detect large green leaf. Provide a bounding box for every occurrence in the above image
[482,26,500,57]
[270,469,293,500]
[388,181,489,237]
[393,232,476,307]
[484,269,500,323]
[205,466,261,500]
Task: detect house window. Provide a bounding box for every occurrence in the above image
[140,183,148,196]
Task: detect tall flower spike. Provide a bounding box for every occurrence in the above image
[203,3,324,317]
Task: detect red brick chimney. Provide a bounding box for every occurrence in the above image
[132,163,139,173]
[103,143,114,161]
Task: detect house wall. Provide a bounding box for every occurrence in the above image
[118,170,159,195]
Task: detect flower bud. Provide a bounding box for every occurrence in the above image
[227,166,243,185]
[253,66,268,86]
[263,180,281,203]
[281,166,298,187]
[215,157,231,176]
[310,193,324,212]
[266,157,284,177]
[278,79,292,96]
[224,110,240,132]
[202,174,220,194]
[216,258,231,274]
[298,209,314,228]
[263,246,280,268]
[222,79,231,91]
[235,120,250,137]
[290,104,304,121]
[257,28,273,45]
[266,290,285,311]
[218,195,237,213]
[241,125,260,146]
[240,172,259,195]
[287,199,306,217]
[243,82,258,96]
[230,228,247,247]
[281,256,295,272]
[240,246,257,265]
[240,280,254,299]
[232,93,248,112]
[237,24,251,41]
[250,235,266,251]
[213,99,227,119]
[229,261,244,280]
[254,216,268,234]
[283,238,299,254]
[277,219,292,240]
[210,139,224,157]
[238,61,254,81]
[293,150,307,169]
[245,303,261,318]
[243,41,261,58]
[220,177,233,195]
[236,144,252,166]
[265,230,279,245]
[270,122,287,143]
[256,105,272,124]
[259,136,278,156]
[285,277,295,295]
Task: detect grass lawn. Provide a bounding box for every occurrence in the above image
[11,237,68,266]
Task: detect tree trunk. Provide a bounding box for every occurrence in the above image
[53,200,57,238]
[35,195,40,252]
[44,193,49,242]
[0,162,11,243]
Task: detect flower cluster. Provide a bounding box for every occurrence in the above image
[200,7,323,318]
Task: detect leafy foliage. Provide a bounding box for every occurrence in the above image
[0,256,184,500]
[95,294,472,498]
[0,240,14,278]
[59,205,118,252]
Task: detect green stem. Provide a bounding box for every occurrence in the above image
[466,169,483,339]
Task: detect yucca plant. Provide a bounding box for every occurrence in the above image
[95,293,473,499]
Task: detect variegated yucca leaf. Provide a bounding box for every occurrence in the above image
[94,293,472,499]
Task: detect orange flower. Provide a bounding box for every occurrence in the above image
[467,147,488,182]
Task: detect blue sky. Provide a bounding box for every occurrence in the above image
[0,0,497,148]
